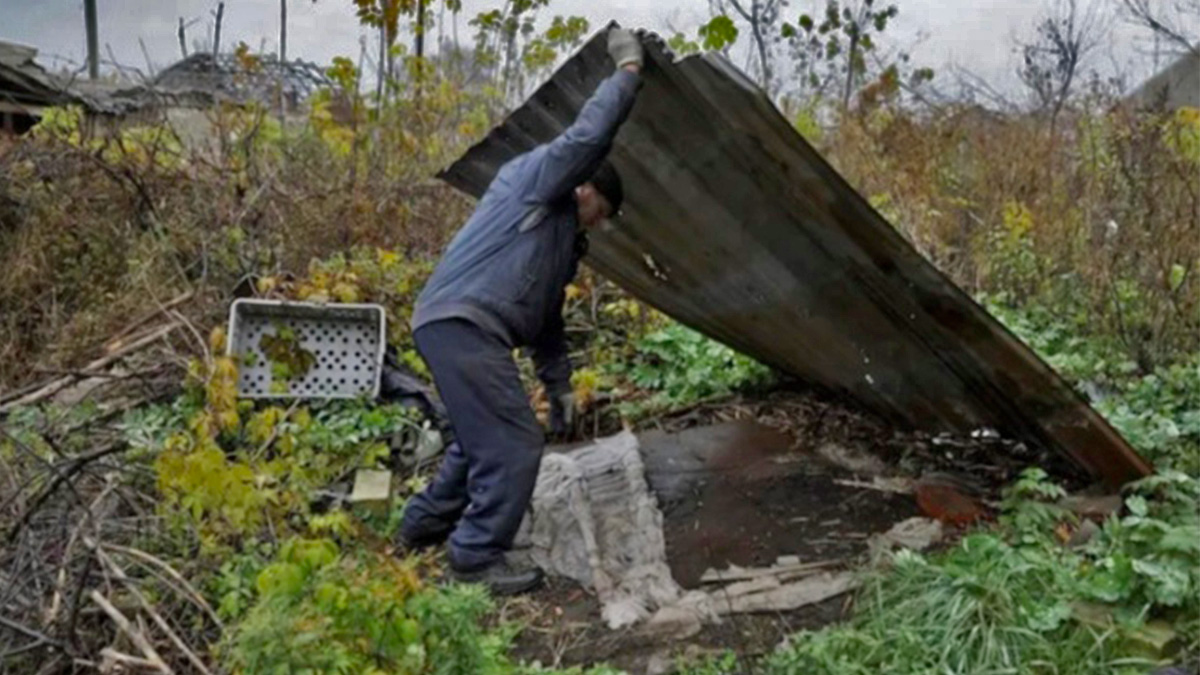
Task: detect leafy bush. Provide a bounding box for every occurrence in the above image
[1081,472,1200,646]
[227,538,509,674]
[224,538,629,675]
[832,106,1198,373]
[989,297,1200,473]
[145,345,421,547]
[1092,358,1200,475]
[616,323,773,412]
[259,247,435,374]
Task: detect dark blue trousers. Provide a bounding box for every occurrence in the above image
[399,319,544,571]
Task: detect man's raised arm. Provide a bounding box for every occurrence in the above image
[526,29,644,203]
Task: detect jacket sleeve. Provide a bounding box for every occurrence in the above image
[525,69,641,203]
[529,301,572,397]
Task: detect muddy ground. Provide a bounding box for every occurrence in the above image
[508,574,848,673]
[508,387,1089,673]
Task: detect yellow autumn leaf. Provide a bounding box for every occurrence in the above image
[218,410,241,433]
[256,276,279,294]
[377,249,400,267]
[332,282,361,303]
[209,326,228,354]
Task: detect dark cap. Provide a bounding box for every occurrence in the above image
[588,161,624,215]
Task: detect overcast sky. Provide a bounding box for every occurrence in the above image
[3,0,1193,96]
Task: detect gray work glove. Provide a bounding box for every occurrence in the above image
[608,28,644,70]
[549,392,575,437]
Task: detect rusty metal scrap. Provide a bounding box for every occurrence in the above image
[439,29,1152,487]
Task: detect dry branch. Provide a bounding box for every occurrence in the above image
[105,292,194,350]
[1,323,179,412]
[93,545,214,675]
[101,543,222,629]
[0,614,66,650]
[46,477,118,626]
[100,647,164,672]
[4,440,128,545]
[88,590,174,675]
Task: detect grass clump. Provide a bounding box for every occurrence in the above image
[763,469,1200,674]
[767,535,1147,674]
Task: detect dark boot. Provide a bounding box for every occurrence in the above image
[450,559,545,596]
[394,528,449,555]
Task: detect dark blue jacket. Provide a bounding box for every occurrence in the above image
[413,69,641,396]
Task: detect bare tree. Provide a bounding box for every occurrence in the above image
[1016,0,1106,125]
[416,0,427,61]
[1122,0,1199,57]
[715,0,783,94]
[178,17,194,58]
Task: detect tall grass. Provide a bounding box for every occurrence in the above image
[824,103,1199,372]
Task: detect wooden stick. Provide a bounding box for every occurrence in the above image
[1,323,178,412]
[0,317,180,408]
[46,478,118,626]
[88,590,174,674]
[99,647,162,671]
[101,542,222,629]
[0,379,50,407]
[832,477,914,495]
[0,615,66,650]
[105,291,193,349]
[699,559,836,584]
[94,547,214,675]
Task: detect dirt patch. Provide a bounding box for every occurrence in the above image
[639,420,919,587]
[508,575,849,673]
[511,387,1091,672]
[511,419,919,672]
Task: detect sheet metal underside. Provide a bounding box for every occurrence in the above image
[439,30,1152,487]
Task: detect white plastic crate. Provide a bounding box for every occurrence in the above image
[227,299,387,399]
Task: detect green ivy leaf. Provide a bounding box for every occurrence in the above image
[1083,554,1135,602]
[1133,559,1190,606]
[699,15,739,51]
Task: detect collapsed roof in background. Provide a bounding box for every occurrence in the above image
[0,39,328,120]
[150,53,328,109]
[0,41,78,111]
[440,28,1154,488]
[1127,49,1200,111]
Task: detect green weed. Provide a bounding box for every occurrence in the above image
[614,323,773,414]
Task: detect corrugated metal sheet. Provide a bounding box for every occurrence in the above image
[440,29,1152,487]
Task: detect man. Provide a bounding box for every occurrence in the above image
[397,28,645,595]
